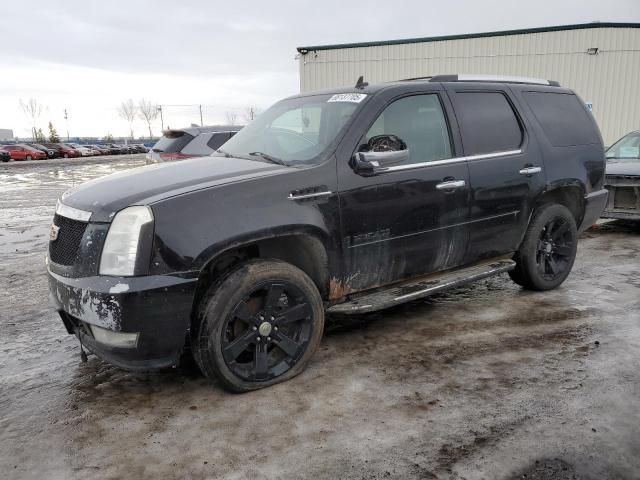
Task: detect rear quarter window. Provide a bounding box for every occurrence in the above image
[152,132,194,153]
[206,133,231,151]
[523,92,600,147]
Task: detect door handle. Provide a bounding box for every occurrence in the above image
[436,180,466,191]
[519,166,542,176]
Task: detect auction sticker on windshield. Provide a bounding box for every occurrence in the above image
[327,93,367,103]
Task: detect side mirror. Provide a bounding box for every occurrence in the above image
[350,149,410,176]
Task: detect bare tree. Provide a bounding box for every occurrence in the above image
[225,111,238,125]
[138,99,159,138]
[19,98,45,139]
[243,106,260,123]
[117,99,137,139]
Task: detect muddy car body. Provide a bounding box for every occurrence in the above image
[48,75,607,391]
[602,131,640,220]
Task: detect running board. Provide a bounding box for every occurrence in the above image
[327,259,516,315]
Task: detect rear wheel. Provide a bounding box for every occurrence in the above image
[192,259,324,392]
[509,203,578,290]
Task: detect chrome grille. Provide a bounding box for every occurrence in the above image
[49,214,88,266]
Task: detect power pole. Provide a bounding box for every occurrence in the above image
[199,104,203,127]
[64,109,69,140]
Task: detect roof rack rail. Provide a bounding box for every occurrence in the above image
[398,76,433,82]
[427,74,560,86]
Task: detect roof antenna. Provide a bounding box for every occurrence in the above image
[355,75,368,89]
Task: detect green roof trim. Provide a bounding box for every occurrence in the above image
[297,22,640,53]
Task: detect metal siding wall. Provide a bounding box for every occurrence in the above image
[299,27,640,144]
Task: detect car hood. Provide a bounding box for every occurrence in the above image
[606,160,640,177]
[61,156,287,222]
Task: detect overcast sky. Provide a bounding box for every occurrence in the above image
[2,0,639,139]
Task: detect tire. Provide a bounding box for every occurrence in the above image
[64,154,69,158]
[192,259,324,392]
[509,203,578,291]
[26,155,32,161]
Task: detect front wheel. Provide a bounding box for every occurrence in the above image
[192,259,324,392]
[509,203,578,291]
[26,155,32,161]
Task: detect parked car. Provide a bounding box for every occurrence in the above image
[94,144,121,155]
[0,149,11,162]
[65,143,96,156]
[44,143,81,158]
[120,144,137,154]
[0,144,47,160]
[146,126,240,163]
[48,75,607,392]
[131,144,149,153]
[602,130,640,220]
[103,143,126,154]
[85,145,111,155]
[28,143,58,159]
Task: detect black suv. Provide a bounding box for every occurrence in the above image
[48,75,607,391]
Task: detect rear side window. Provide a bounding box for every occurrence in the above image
[152,131,194,153]
[523,92,600,147]
[206,133,231,150]
[452,92,523,156]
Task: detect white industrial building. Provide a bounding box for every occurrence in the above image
[297,23,640,144]
[0,128,14,141]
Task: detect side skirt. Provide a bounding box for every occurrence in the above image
[327,258,515,315]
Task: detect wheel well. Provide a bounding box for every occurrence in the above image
[191,234,329,315]
[534,187,584,226]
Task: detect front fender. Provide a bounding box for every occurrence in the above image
[147,163,340,276]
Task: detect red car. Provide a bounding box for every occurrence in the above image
[0,144,48,161]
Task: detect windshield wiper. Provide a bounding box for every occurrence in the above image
[249,152,287,166]
[215,148,232,157]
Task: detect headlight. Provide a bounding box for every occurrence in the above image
[99,206,153,276]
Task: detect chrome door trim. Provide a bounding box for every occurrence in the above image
[376,149,522,173]
[519,166,542,175]
[55,201,92,222]
[288,191,333,201]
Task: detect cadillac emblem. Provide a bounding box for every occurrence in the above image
[50,224,60,242]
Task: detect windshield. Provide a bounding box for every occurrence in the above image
[606,132,640,162]
[218,93,364,166]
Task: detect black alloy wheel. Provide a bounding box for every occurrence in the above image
[508,203,578,291]
[221,281,313,382]
[536,217,574,281]
[193,259,324,392]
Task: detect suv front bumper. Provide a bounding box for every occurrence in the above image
[48,268,198,370]
[578,189,609,233]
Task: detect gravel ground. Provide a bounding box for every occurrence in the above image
[1,155,639,480]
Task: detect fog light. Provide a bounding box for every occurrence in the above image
[90,324,139,348]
